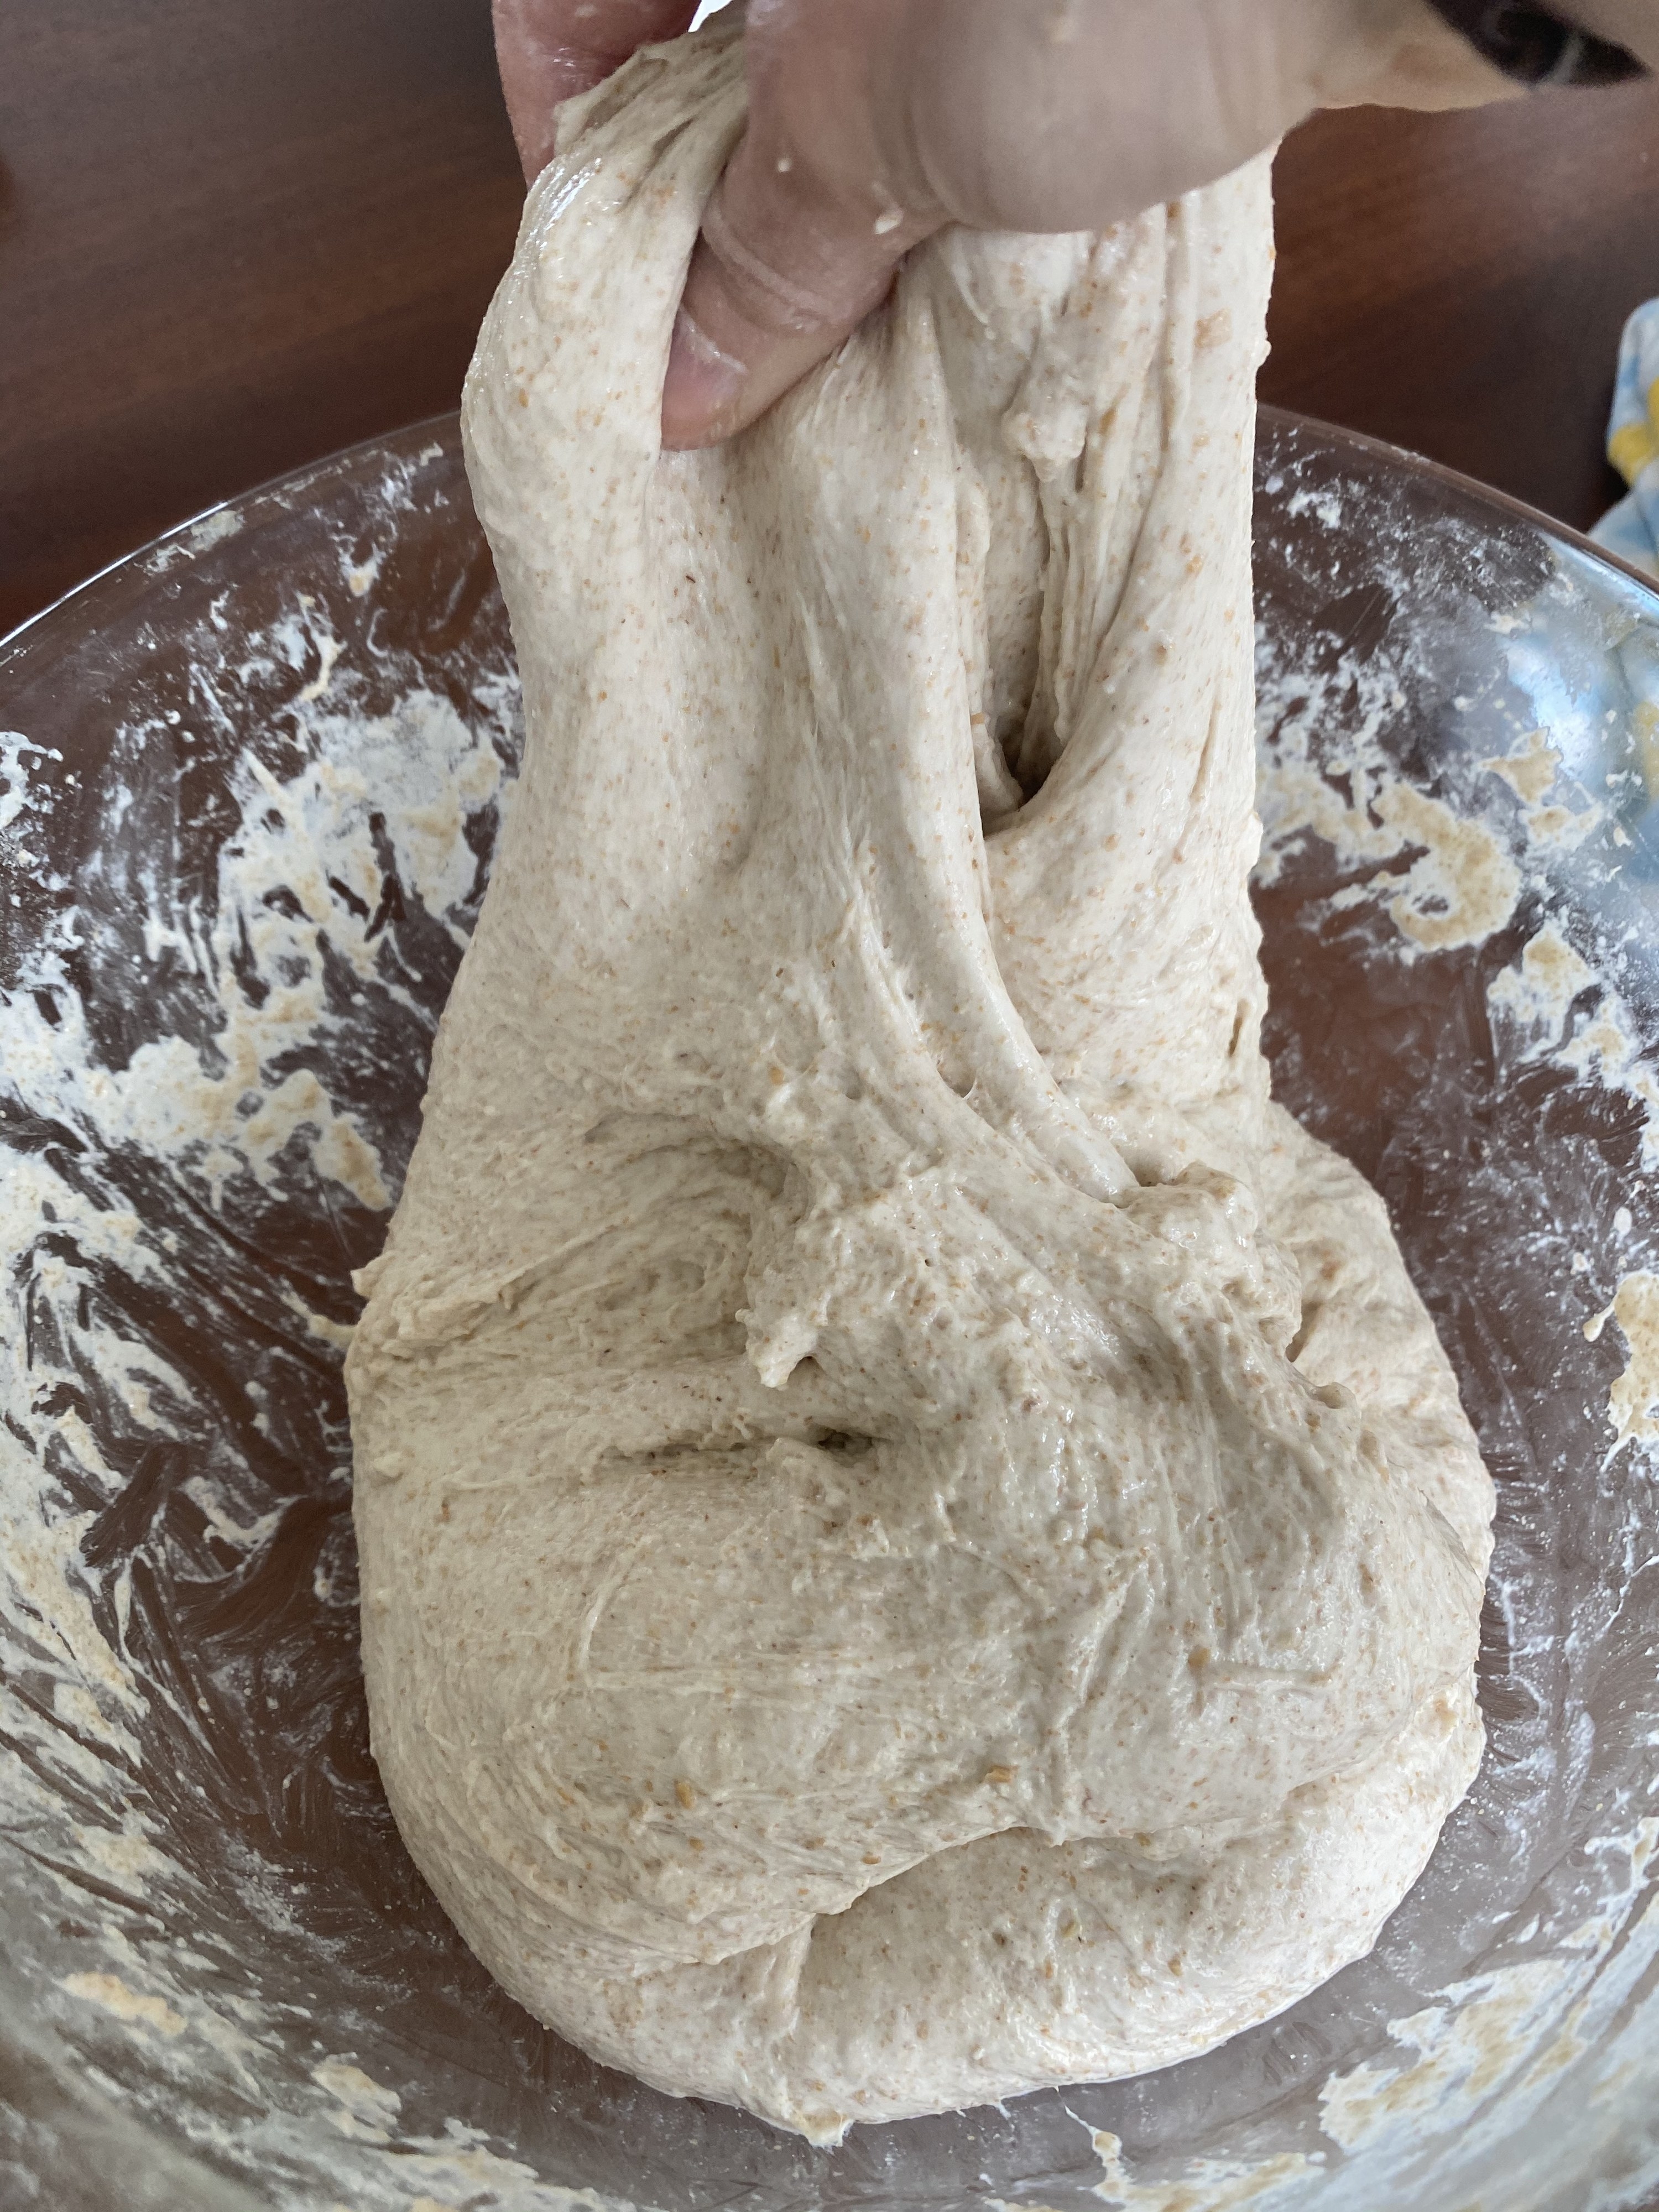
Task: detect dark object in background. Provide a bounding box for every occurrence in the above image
[1425,0,1646,84]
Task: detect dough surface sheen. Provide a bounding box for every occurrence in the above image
[347,27,1494,2144]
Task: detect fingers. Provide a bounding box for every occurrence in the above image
[493,0,699,181]
[663,0,939,448]
[663,2,940,446]
[661,0,1451,450]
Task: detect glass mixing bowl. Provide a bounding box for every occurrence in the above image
[2,410,1656,2212]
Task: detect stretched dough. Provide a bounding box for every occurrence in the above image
[347,27,1493,2144]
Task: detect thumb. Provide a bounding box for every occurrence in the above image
[662,0,941,449]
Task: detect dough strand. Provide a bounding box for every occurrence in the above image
[347,24,1493,2143]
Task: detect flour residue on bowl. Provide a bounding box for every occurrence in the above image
[62,1970,188,2039]
[0,432,561,2212]
[1585,1275,1659,1450]
[1244,433,1659,2212]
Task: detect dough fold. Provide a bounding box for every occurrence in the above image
[347,25,1494,2143]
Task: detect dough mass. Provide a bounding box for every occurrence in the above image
[347,28,1493,2143]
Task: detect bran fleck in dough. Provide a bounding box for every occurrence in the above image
[346,25,1494,2145]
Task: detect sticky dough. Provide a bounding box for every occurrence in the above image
[346,27,1494,2145]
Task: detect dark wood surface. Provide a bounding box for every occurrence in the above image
[1265,78,1657,534]
[3,5,1657,640]
[0,0,524,639]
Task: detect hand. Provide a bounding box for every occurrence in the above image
[494,0,1519,450]
[492,0,700,176]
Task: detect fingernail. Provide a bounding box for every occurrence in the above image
[664,304,747,434]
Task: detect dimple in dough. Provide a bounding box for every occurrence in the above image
[346,27,1494,2146]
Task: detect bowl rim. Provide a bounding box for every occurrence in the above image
[3,404,1654,678]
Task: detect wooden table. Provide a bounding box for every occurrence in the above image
[2,3,1655,640]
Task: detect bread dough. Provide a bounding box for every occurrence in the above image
[346,25,1493,2144]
